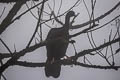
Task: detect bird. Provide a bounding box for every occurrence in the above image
[45,11,75,78]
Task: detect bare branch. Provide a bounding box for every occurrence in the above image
[0,1,26,35]
[72,37,120,60]
[0,0,48,35]
[0,0,38,3]
[26,0,46,47]
[12,60,120,70]
[0,38,12,56]
[0,37,119,76]
[71,2,120,29]
[0,7,5,19]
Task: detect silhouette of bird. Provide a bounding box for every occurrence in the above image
[45,11,75,78]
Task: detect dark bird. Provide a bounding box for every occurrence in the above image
[45,11,75,78]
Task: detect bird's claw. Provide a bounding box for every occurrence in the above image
[69,40,75,44]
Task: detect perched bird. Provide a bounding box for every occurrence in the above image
[45,11,75,78]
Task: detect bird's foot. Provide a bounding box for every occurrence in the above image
[62,55,72,61]
[69,40,75,44]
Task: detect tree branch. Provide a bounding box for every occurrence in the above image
[0,37,120,76]
[0,41,46,75]
[70,1,120,29]
[72,37,120,60]
[26,0,46,47]
[13,60,120,70]
[0,1,26,35]
[0,0,48,35]
[0,0,38,3]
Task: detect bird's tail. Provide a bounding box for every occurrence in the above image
[45,61,61,78]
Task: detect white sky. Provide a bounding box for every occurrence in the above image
[0,0,120,80]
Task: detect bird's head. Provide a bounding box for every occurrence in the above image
[66,11,75,18]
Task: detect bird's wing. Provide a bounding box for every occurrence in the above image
[46,28,62,40]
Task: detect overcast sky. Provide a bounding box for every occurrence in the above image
[0,0,120,80]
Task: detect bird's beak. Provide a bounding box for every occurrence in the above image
[75,13,79,17]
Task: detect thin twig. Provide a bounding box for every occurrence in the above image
[0,38,12,56]
[26,0,46,47]
[0,7,5,19]
[71,2,120,29]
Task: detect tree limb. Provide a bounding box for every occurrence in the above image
[70,1,120,29]
[0,1,26,35]
[0,0,38,3]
